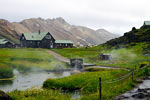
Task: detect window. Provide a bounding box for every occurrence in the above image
[45,35,51,39]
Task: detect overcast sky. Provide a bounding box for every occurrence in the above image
[0,0,150,35]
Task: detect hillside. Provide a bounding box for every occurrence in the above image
[0,17,118,45]
[0,19,19,43]
[105,26,150,48]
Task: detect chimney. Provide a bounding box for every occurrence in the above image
[39,30,40,34]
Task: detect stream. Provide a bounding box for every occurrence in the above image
[115,78,150,100]
[0,69,81,100]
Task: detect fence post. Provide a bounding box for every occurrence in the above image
[131,70,134,81]
[99,77,102,100]
[135,65,136,70]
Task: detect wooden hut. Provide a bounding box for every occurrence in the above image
[70,58,83,69]
[55,40,74,48]
[20,31,74,48]
[99,53,111,60]
[141,21,150,28]
[0,39,14,48]
[20,32,55,48]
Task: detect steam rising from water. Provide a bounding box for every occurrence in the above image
[110,49,137,61]
[103,48,138,64]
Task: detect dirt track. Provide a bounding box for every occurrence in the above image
[46,50,70,64]
[46,50,128,70]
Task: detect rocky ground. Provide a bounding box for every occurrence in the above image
[0,90,12,100]
[115,78,150,100]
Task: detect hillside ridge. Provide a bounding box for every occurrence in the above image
[0,17,118,45]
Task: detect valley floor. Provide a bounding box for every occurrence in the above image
[0,46,149,100]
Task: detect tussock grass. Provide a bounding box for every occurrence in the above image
[0,63,13,79]
[8,89,72,100]
[43,69,136,100]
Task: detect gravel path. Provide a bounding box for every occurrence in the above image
[46,50,70,64]
[46,50,96,66]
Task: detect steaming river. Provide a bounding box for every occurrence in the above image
[0,69,81,99]
[0,69,71,92]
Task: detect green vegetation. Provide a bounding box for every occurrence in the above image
[52,47,104,63]
[49,26,150,100]
[0,48,68,72]
[52,42,150,69]
[43,69,137,100]
[43,66,150,100]
[52,26,150,69]
[1,25,150,100]
[8,89,71,100]
[105,26,150,48]
[0,63,13,79]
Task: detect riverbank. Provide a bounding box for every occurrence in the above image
[0,64,13,79]
[8,89,72,100]
[43,69,136,100]
[115,77,150,100]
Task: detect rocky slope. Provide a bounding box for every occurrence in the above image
[0,19,19,43]
[0,17,118,45]
[105,26,150,47]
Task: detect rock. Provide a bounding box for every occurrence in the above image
[0,90,12,100]
[115,95,129,100]
[139,64,146,69]
[138,88,147,93]
[132,93,145,99]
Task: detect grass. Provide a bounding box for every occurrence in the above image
[0,48,68,72]
[0,43,149,100]
[0,63,13,79]
[0,48,72,100]
[43,69,138,100]
[8,89,72,100]
[52,43,150,69]
[52,48,103,64]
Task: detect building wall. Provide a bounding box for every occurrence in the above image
[0,42,14,48]
[55,43,73,48]
[20,32,73,48]
[20,33,55,48]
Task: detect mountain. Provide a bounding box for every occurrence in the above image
[0,17,118,45]
[0,19,19,43]
[96,29,119,41]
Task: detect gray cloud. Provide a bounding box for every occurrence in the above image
[0,0,150,35]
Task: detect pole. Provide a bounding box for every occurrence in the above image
[131,70,134,81]
[135,65,136,70]
[99,77,102,100]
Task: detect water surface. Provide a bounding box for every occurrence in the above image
[0,69,71,92]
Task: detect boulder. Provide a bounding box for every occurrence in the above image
[0,90,12,100]
[132,93,145,99]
